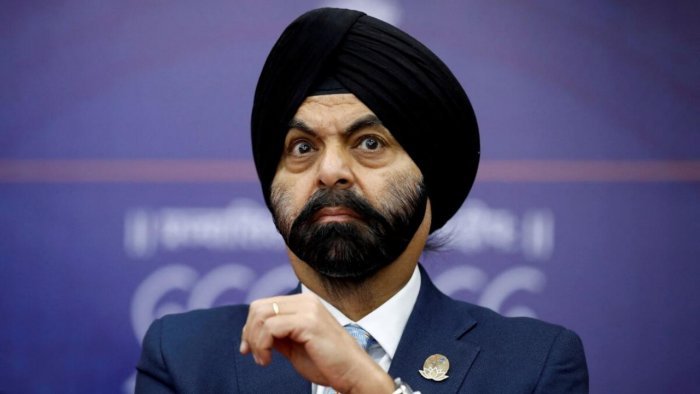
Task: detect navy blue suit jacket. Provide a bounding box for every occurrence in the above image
[136,267,588,393]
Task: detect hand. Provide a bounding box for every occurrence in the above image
[240,294,394,393]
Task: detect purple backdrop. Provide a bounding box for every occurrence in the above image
[2,1,699,392]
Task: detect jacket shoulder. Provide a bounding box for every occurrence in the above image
[157,305,249,360]
[136,305,249,392]
[458,302,588,392]
[466,302,569,342]
[158,304,249,337]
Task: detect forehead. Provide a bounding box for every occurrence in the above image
[292,93,375,126]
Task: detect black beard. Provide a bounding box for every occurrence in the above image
[275,179,427,284]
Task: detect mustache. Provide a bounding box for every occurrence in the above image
[293,188,386,228]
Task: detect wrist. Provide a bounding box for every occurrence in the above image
[344,365,393,394]
[391,377,419,394]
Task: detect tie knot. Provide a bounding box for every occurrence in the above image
[344,324,374,351]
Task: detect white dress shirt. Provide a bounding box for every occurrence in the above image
[302,266,422,394]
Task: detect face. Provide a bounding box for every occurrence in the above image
[270,94,428,282]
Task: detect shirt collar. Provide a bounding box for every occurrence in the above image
[301,265,421,360]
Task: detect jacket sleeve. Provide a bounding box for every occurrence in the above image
[135,317,176,393]
[533,328,589,393]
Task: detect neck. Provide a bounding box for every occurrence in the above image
[292,255,417,321]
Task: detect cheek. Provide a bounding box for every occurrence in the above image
[271,174,313,222]
[373,166,424,214]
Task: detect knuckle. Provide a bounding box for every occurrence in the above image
[249,299,263,309]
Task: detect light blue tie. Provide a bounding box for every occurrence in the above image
[344,323,375,351]
[323,324,376,394]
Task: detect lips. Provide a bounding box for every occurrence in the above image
[312,206,362,223]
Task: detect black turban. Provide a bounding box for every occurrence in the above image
[251,8,480,233]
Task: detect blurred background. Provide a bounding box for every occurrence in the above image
[2,1,698,392]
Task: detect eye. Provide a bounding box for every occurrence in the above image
[289,140,315,156]
[356,135,384,151]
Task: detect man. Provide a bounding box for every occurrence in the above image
[136,8,588,393]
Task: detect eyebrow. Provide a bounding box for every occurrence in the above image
[288,118,316,136]
[287,114,385,137]
[345,114,384,136]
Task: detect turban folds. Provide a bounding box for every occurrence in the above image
[251,8,480,232]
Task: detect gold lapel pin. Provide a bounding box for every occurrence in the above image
[418,354,450,381]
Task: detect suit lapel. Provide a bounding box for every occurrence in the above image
[389,266,480,393]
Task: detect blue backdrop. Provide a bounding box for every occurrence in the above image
[2,1,699,392]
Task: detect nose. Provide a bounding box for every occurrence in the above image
[316,145,353,189]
